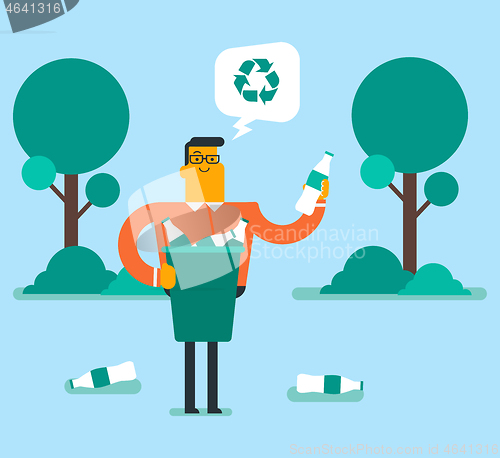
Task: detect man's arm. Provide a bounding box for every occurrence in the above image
[246,180,328,244]
[118,203,177,288]
[118,205,163,287]
[248,200,326,244]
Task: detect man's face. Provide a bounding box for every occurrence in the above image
[184,147,222,174]
[180,146,225,202]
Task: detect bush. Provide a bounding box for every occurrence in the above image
[321,246,413,294]
[102,268,165,295]
[24,246,116,294]
[398,263,471,295]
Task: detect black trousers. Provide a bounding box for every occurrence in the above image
[185,342,218,413]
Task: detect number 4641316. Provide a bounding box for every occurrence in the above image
[443,444,498,454]
[5,3,62,14]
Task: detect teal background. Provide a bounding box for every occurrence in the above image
[1,1,498,456]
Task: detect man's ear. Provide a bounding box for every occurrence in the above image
[179,165,189,178]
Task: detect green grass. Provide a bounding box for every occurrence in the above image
[169,408,232,416]
[64,379,142,394]
[287,387,364,402]
[292,287,487,301]
[13,287,169,301]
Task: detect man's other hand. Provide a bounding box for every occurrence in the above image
[161,263,176,289]
[319,179,329,199]
[302,179,329,199]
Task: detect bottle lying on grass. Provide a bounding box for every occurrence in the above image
[297,374,363,395]
[69,362,137,389]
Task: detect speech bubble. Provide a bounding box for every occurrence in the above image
[215,42,300,139]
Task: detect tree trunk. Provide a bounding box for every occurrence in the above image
[64,174,79,247]
[403,173,417,274]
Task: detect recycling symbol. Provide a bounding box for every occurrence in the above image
[234,59,280,104]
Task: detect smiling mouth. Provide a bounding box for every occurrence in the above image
[198,167,210,173]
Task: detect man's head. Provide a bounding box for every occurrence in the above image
[180,137,225,202]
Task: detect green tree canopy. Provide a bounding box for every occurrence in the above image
[360,155,395,189]
[424,172,459,206]
[14,58,129,175]
[352,57,468,173]
[22,156,56,190]
[85,173,120,208]
[14,58,129,248]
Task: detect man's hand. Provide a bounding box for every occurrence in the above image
[319,179,329,199]
[303,179,329,199]
[161,263,176,289]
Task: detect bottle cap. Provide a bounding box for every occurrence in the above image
[241,217,249,223]
[360,381,364,391]
[325,151,334,157]
[161,217,171,224]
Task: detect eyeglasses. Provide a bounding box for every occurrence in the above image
[189,152,220,165]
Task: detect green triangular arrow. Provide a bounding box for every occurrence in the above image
[239,60,255,75]
[243,90,258,102]
[234,75,250,94]
[265,71,279,88]
[254,59,273,72]
[259,87,277,104]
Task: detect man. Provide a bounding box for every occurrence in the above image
[118,137,329,414]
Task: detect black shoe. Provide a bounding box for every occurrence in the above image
[185,408,200,414]
[208,408,222,414]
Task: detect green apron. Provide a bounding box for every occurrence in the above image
[163,245,244,342]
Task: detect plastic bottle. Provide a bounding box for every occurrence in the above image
[162,217,190,247]
[297,374,363,394]
[232,218,248,243]
[70,362,137,389]
[295,151,333,216]
[197,218,249,247]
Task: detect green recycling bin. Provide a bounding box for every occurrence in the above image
[162,245,244,342]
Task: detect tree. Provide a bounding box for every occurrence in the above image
[352,57,467,274]
[14,58,129,247]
